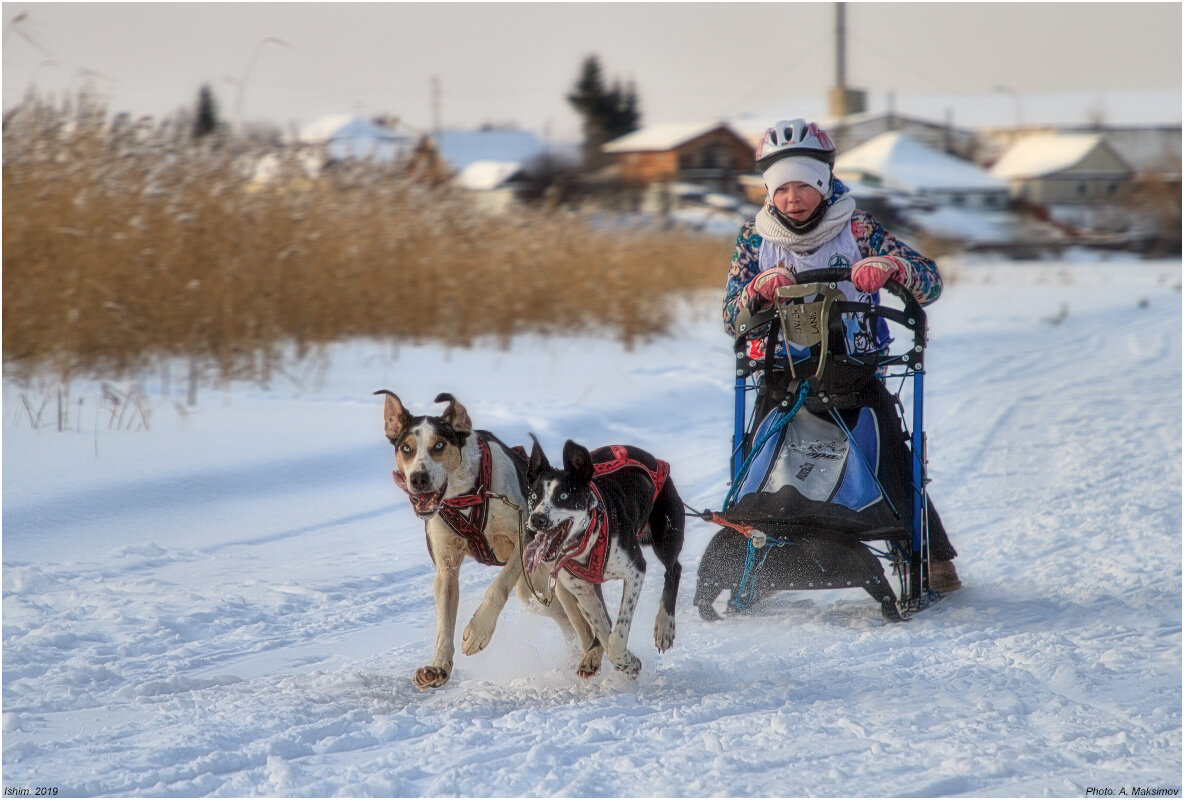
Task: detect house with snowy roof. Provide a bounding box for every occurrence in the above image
[731,111,978,163]
[296,117,550,177]
[602,121,755,190]
[453,160,534,213]
[989,133,1135,205]
[435,127,548,174]
[296,115,416,163]
[834,131,1009,210]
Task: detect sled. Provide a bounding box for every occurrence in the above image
[694,267,939,622]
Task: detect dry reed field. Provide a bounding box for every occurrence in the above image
[3,97,732,384]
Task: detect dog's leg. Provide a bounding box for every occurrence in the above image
[560,577,630,679]
[554,582,603,676]
[653,561,681,653]
[415,548,462,690]
[514,575,601,670]
[606,565,644,678]
[556,581,598,653]
[649,480,685,652]
[462,556,522,656]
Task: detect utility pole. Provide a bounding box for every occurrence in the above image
[430,76,441,143]
[835,2,847,90]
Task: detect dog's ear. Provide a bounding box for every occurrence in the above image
[527,433,549,485]
[562,440,594,487]
[434,393,472,434]
[374,390,412,440]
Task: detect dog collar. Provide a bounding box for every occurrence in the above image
[557,489,609,584]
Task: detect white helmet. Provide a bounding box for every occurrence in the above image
[755,118,836,172]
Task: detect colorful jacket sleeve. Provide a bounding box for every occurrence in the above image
[722,220,763,338]
[850,209,942,307]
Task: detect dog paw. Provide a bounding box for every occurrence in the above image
[413,665,451,690]
[461,615,496,655]
[576,645,604,679]
[613,651,642,678]
[696,601,722,622]
[654,609,676,653]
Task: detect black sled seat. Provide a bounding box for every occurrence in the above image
[694,268,937,622]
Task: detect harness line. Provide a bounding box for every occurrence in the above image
[724,380,812,611]
[484,491,554,607]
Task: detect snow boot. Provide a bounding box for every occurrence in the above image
[930,560,962,594]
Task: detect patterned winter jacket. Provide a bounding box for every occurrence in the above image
[723,208,943,339]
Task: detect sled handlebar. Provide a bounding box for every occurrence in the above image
[790,268,925,324]
[783,267,927,359]
[731,267,927,380]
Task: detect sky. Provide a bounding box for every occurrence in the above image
[2,2,1181,140]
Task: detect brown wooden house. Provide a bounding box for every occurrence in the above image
[602,122,756,192]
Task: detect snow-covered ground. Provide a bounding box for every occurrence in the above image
[3,259,1181,797]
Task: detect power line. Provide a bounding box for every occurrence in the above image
[846,29,969,96]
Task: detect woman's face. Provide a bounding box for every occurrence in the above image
[772,182,824,221]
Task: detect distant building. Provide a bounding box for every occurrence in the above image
[1098,126,1181,177]
[435,127,548,173]
[297,115,415,163]
[453,160,531,213]
[296,117,553,179]
[976,124,1180,176]
[602,121,755,193]
[827,111,978,161]
[834,131,1009,210]
[733,111,978,162]
[989,133,1136,204]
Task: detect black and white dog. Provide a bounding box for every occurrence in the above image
[376,391,594,689]
[523,437,684,679]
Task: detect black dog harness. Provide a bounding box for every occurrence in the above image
[561,446,670,584]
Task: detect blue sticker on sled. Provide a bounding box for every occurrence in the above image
[830,407,882,512]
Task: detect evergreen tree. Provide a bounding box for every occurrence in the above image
[193,84,220,140]
[566,55,641,168]
[612,80,640,138]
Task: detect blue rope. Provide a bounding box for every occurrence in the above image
[733,533,796,611]
[724,381,811,510]
[725,380,812,612]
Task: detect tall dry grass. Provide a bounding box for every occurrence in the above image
[4,96,732,383]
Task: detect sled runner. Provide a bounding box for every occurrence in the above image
[694,267,939,622]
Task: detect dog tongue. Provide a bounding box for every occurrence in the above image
[522,536,546,573]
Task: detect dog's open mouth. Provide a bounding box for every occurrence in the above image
[408,483,448,519]
[523,519,573,573]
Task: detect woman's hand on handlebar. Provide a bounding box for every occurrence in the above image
[743,267,796,308]
[851,256,908,293]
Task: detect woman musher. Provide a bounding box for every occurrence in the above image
[722,118,961,594]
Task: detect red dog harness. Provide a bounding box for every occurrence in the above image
[392,435,508,566]
[560,446,670,584]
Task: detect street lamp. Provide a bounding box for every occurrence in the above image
[233,36,293,135]
[992,85,1024,128]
